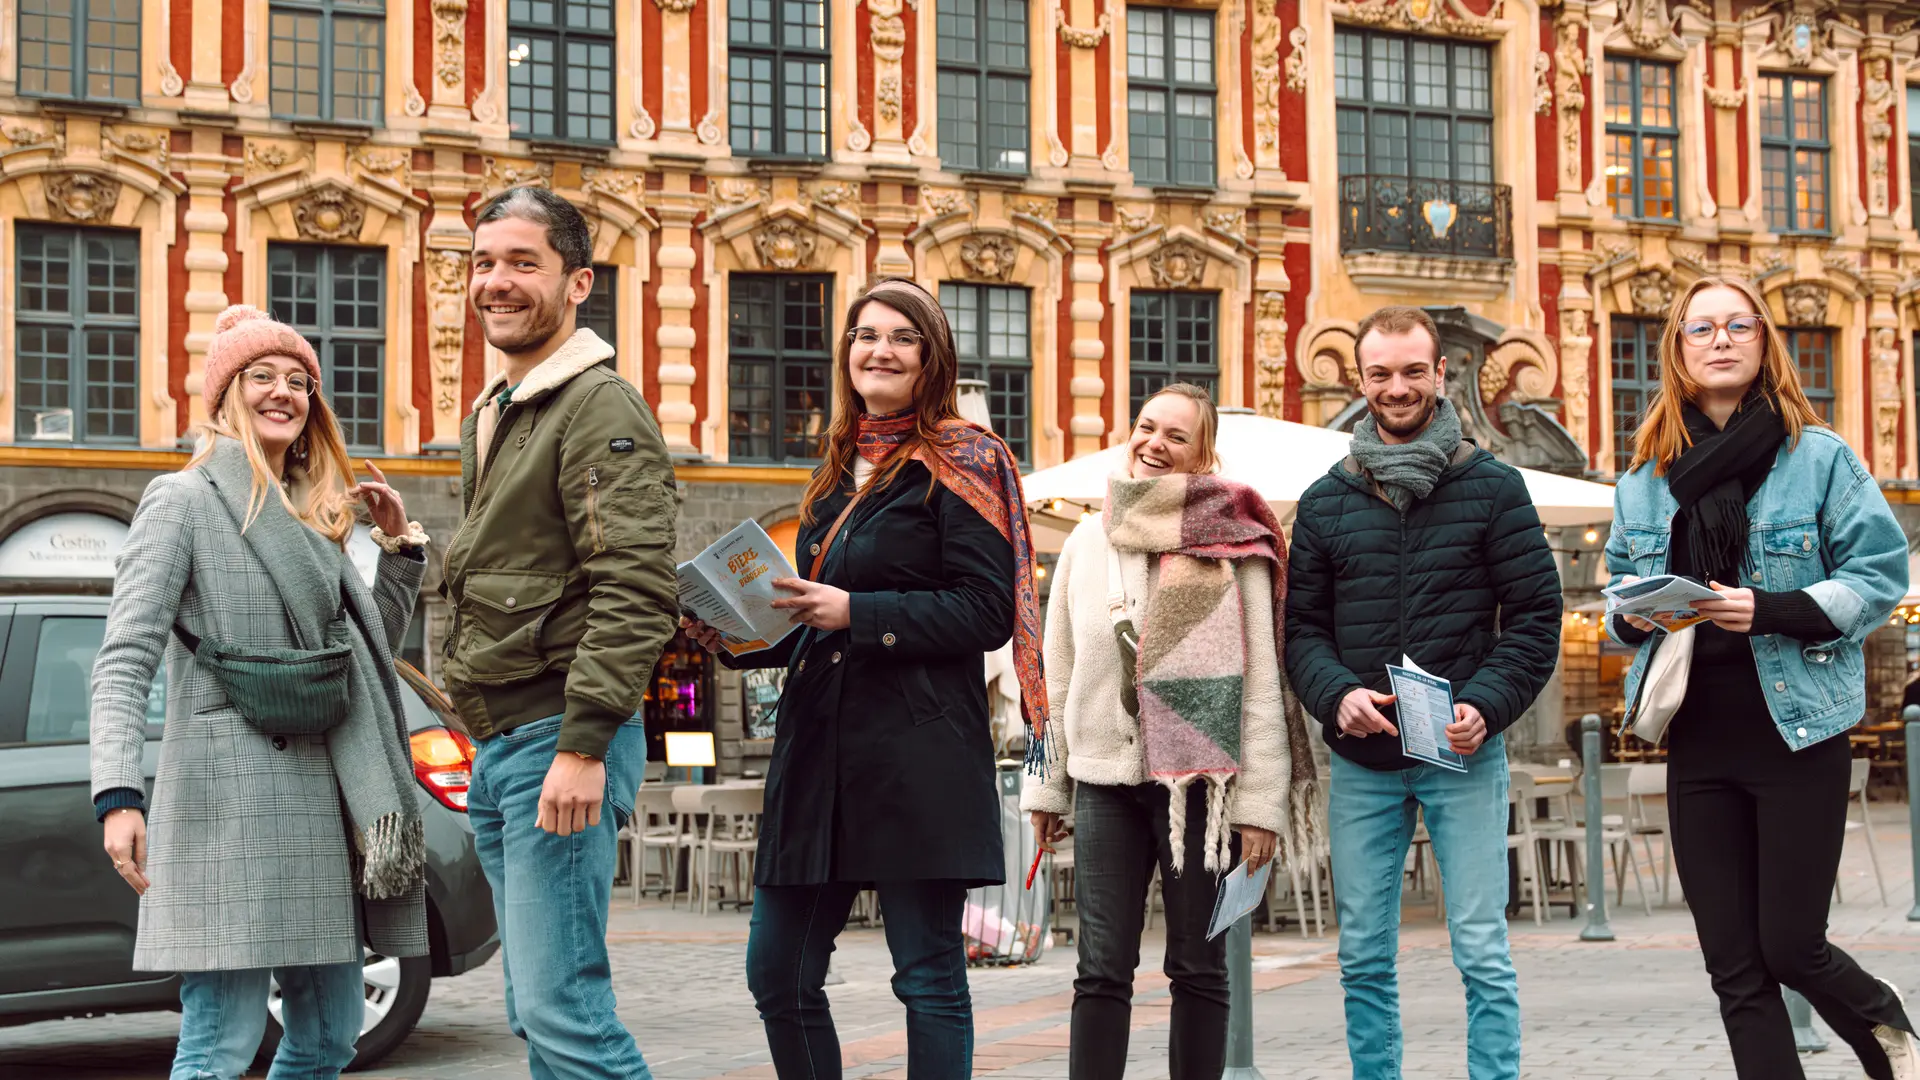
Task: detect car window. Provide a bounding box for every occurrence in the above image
[23,616,165,745]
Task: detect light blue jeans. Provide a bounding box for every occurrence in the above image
[170,961,363,1080]
[469,714,652,1080]
[1329,737,1520,1080]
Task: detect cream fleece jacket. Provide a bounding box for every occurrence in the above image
[1019,513,1291,835]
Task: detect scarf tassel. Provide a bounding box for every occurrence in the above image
[355,811,426,901]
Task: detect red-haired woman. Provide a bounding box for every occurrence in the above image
[1607,276,1918,1079]
[684,278,1046,1079]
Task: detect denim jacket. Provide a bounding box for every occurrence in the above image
[1606,426,1908,750]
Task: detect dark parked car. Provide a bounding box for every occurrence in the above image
[0,595,497,1069]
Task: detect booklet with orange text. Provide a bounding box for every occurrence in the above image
[676,520,802,657]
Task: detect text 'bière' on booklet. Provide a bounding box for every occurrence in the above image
[677,520,802,657]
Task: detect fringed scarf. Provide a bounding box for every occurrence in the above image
[1104,471,1325,874]
[1668,393,1785,582]
[855,410,1050,770]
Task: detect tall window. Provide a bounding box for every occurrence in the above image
[1908,86,1919,226]
[1334,30,1492,184]
[508,0,615,143]
[729,275,831,463]
[269,0,383,123]
[1609,317,1661,474]
[579,265,617,347]
[268,245,386,450]
[1787,327,1834,423]
[15,226,139,443]
[1760,74,1829,233]
[729,0,829,159]
[936,0,1029,174]
[1126,8,1215,188]
[1129,291,1216,419]
[941,283,1031,461]
[18,0,139,102]
[1604,58,1678,220]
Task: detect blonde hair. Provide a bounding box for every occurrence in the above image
[1137,382,1222,474]
[1628,275,1825,475]
[187,381,358,545]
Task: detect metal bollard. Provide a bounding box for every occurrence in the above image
[1222,914,1266,1079]
[1785,988,1828,1053]
[1579,714,1615,942]
[1907,706,1920,923]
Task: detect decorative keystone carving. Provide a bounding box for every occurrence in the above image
[46,173,121,222]
[1629,267,1676,317]
[1782,282,1829,326]
[294,189,366,241]
[1147,241,1208,288]
[960,236,1018,281]
[1056,1,1112,48]
[754,220,818,271]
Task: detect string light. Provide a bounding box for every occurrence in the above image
[1583,528,1599,544]
[1034,564,1048,581]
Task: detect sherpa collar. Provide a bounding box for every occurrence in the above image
[471,328,616,411]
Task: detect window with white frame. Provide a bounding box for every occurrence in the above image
[15,225,140,443]
[728,0,829,159]
[1604,57,1678,220]
[507,0,615,143]
[1126,8,1215,188]
[269,0,384,123]
[937,0,1030,174]
[18,0,140,102]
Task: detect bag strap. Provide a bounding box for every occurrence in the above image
[808,486,869,581]
[1105,542,1141,718]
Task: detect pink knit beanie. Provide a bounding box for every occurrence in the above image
[203,304,322,410]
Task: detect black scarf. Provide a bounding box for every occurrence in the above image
[1666,394,1786,582]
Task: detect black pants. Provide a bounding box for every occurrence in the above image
[1669,673,1909,1079]
[1070,781,1236,1080]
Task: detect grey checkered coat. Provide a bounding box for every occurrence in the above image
[90,469,428,972]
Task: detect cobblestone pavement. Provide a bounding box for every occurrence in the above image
[5,823,1916,1080]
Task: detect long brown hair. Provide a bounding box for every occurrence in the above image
[798,278,964,523]
[1628,275,1826,475]
[1136,382,1222,473]
[187,377,358,544]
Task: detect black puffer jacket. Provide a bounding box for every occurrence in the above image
[1285,442,1562,770]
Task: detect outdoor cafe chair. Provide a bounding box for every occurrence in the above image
[1507,770,1547,925]
[623,784,684,906]
[694,784,765,916]
[1626,763,1675,907]
[1835,757,1888,907]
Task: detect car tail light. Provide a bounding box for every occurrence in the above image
[410,727,474,811]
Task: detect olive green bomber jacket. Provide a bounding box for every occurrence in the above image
[440,328,677,759]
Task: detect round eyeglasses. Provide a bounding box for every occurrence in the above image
[1680,314,1765,346]
[242,368,316,396]
[847,327,925,349]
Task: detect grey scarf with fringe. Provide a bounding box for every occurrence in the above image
[1350,396,1464,511]
[202,440,425,903]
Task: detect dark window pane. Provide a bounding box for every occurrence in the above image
[268,243,384,449]
[1129,290,1217,420]
[729,274,831,463]
[16,224,138,443]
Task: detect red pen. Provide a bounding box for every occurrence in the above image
[1025,848,1045,890]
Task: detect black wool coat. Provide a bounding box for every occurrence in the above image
[725,460,1015,887]
[1284,442,1563,771]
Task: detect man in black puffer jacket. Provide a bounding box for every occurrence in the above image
[1285,305,1561,1080]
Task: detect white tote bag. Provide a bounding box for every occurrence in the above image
[1629,625,1696,745]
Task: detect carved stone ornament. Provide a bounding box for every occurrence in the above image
[1705,79,1746,110]
[45,173,121,223]
[847,114,873,152]
[1629,267,1677,317]
[1202,208,1245,238]
[1147,241,1208,289]
[2,123,56,148]
[1346,0,1505,39]
[1864,55,1895,215]
[1115,204,1157,234]
[698,109,725,146]
[959,236,1018,281]
[1284,26,1308,98]
[653,0,698,10]
[1754,247,1792,278]
[1620,0,1677,51]
[1558,307,1593,458]
[245,141,298,177]
[870,0,907,61]
[483,157,553,193]
[808,181,859,209]
[1249,0,1283,158]
[753,220,818,271]
[1254,291,1289,419]
[582,167,639,199]
[1056,1,1112,48]
[1873,326,1901,475]
[425,250,469,415]
[878,75,902,123]
[1554,18,1590,192]
[711,177,766,210]
[403,85,428,117]
[433,0,467,88]
[293,189,366,242]
[1669,241,1707,266]
[104,127,168,168]
[1533,53,1552,115]
[1782,282,1829,326]
[1754,0,1852,67]
[923,188,972,218]
[1007,195,1056,224]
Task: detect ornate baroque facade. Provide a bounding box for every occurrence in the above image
[0,0,1916,514]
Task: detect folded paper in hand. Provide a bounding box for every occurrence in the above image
[1603,574,1721,633]
[678,520,802,657]
[1206,858,1274,941]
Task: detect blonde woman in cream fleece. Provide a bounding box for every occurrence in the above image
[1022,382,1314,1080]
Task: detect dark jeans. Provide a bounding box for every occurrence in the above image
[1669,686,1910,1080]
[746,880,971,1080]
[1071,781,1236,1080]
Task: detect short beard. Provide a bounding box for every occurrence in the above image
[1369,395,1437,440]
[478,279,572,355]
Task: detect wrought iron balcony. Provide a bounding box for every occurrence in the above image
[1338,175,1514,261]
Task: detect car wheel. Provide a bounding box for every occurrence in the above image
[255,952,432,1072]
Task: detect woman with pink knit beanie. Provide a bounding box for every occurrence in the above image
[91,303,433,1079]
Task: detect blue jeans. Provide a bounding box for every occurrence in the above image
[746,880,972,1079]
[1329,737,1520,1080]
[469,715,651,1080]
[170,961,363,1080]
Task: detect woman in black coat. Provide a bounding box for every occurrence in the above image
[685,277,1047,1080]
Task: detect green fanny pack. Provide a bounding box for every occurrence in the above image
[173,619,354,737]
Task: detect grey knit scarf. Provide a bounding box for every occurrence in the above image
[201,439,425,902]
[1350,396,1464,511]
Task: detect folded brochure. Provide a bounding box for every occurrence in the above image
[1206,857,1275,940]
[1386,654,1466,773]
[677,519,802,657]
[1603,573,1721,633]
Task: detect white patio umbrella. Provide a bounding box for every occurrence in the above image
[1021,408,1616,551]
